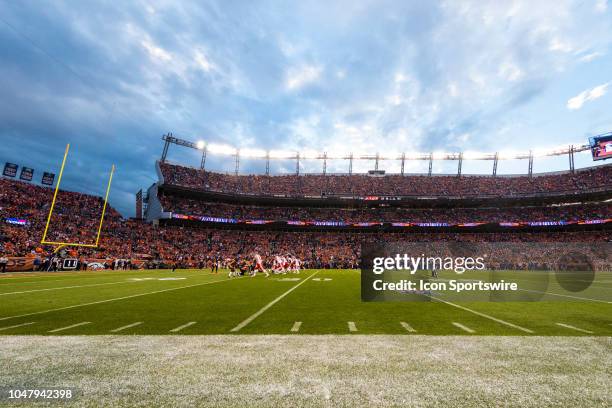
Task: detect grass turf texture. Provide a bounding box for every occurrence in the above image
[1,335,610,407]
[0,269,610,335]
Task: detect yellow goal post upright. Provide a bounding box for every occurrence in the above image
[40,143,116,253]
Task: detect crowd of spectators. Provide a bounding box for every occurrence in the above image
[160,194,611,224]
[160,162,612,197]
[1,177,611,270]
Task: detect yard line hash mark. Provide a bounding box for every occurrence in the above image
[556,323,594,334]
[110,322,143,333]
[428,295,534,333]
[400,322,416,332]
[230,272,318,332]
[348,321,358,332]
[452,322,475,333]
[291,321,302,332]
[0,322,36,331]
[48,321,91,333]
[170,321,196,333]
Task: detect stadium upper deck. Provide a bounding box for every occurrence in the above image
[158,162,612,199]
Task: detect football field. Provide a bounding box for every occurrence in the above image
[1,268,610,336]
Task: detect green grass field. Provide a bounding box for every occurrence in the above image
[1,268,610,336]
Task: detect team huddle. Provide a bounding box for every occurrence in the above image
[212,253,302,278]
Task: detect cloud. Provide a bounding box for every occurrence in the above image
[567,83,609,110]
[141,39,172,62]
[285,65,323,91]
[1,0,612,215]
[579,51,604,62]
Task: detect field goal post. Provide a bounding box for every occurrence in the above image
[40,143,115,253]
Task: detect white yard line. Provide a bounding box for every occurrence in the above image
[0,278,237,322]
[110,321,143,333]
[48,321,91,333]
[290,321,302,332]
[348,321,358,332]
[0,322,36,331]
[519,288,611,304]
[170,321,197,333]
[445,277,611,304]
[230,272,319,332]
[428,295,534,333]
[400,321,416,332]
[555,323,594,334]
[452,322,475,333]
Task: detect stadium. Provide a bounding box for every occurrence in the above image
[1,1,611,407]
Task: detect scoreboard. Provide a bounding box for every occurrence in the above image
[590,133,612,161]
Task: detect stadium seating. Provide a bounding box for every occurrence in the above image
[1,176,611,268]
[159,194,611,223]
[159,162,612,197]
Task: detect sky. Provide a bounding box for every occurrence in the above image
[1,0,612,217]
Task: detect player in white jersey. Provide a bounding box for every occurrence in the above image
[292,256,301,274]
[272,255,286,274]
[251,253,269,277]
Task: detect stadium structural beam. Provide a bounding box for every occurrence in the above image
[323,152,327,175]
[375,153,379,171]
[528,150,533,177]
[457,152,463,176]
[569,145,575,173]
[400,153,405,176]
[428,153,433,176]
[493,152,498,177]
[348,153,353,175]
[235,150,240,175]
[265,152,270,175]
[200,147,207,170]
[296,152,300,175]
[161,133,172,162]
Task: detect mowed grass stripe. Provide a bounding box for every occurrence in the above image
[0,277,236,322]
[230,272,319,332]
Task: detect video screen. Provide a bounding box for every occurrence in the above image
[590,134,612,161]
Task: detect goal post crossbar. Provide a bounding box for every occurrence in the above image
[40,143,115,249]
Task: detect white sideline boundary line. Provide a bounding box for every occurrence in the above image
[230,272,318,332]
[556,323,594,334]
[0,273,208,295]
[0,322,36,331]
[348,321,358,332]
[290,321,302,332]
[170,321,196,333]
[0,278,237,322]
[428,295,534,333]
[400,321,416,332]
[48,321,91,333]
[452,322,475,333]
[1,281,136,296]
[110,321,143,333]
